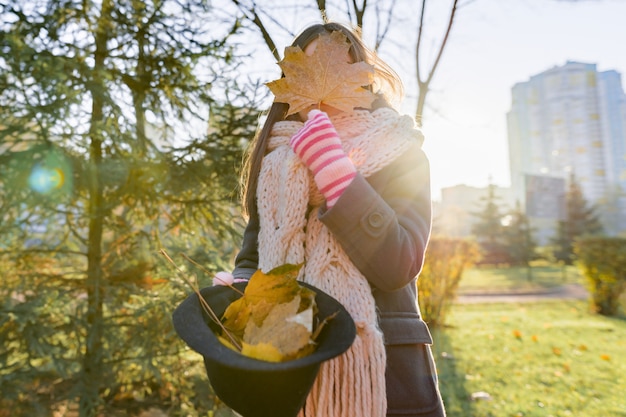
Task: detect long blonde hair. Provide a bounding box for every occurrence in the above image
[241,22,404,217]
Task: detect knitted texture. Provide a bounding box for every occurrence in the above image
[290,110,357,208]
[257,108,422,417]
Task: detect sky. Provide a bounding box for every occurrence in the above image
[400,0,626,200]
[226,0,626,201]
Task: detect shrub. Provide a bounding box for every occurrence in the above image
[418,237,481,327]
[574,237,626,316]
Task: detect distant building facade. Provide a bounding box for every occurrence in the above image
[523,174,566,244]
[507,61,626,238]
[434,184,516,238]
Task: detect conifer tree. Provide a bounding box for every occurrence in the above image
[503,201,537,278]
[471,182,510,265]
[0,1,259,415]
[551,174,604,265]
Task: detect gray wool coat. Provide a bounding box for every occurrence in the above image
[233,140,446,417]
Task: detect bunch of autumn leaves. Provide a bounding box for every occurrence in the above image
[218,264,325,363]
[215,31,373,362]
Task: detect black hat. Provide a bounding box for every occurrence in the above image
[172,281,356,417]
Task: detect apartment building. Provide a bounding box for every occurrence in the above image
[507,61,626,237]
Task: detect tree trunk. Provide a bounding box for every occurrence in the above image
[79,1,112,415]
[351,0,366,28]
[414,0,458,127]
[134,29,148,157]
[415,81,427,128]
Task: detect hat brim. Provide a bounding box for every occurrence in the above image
[172,281,356,417]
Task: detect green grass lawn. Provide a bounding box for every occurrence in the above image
[458,264,584,294]
[433,301,626,417]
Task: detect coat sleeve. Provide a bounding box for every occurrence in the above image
[318,142,432,292]
[232,212,260,280]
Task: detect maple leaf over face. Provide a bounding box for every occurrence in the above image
[266,31,377,116]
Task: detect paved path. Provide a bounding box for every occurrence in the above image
[455,283,589,304]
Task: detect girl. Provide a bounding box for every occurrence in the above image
[217,22,445,417]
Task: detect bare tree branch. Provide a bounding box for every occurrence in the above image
[458,0,477,9]
[415,0,427,86]
[373,0,397,51]
[351,0,366,28]
[424,0,458,87]
[316,0,328,22]
[415,0,459,126]
[343,0,354,23]
[230,0,281,61]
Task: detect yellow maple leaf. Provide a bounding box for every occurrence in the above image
[221,265,299,338]
[241,342,284,363]
[243,295,316,361]
[266,31,377,116]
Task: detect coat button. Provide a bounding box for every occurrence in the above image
[368,212,384,228]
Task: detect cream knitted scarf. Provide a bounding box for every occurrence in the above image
[256,107,422,417]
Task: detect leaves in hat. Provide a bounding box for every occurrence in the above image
[160,251,334,361]
[242,295,316,361]
[266,30,377,116]
[220,264,319,362]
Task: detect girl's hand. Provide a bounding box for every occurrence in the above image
[298,103,343,121]
[212,271,247,286]
[289,110,356,208]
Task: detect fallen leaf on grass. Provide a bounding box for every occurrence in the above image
[470,391,492,401]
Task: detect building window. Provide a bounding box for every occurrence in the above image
[587,71,597,87]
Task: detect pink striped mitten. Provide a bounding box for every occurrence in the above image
[289,110,356,208]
